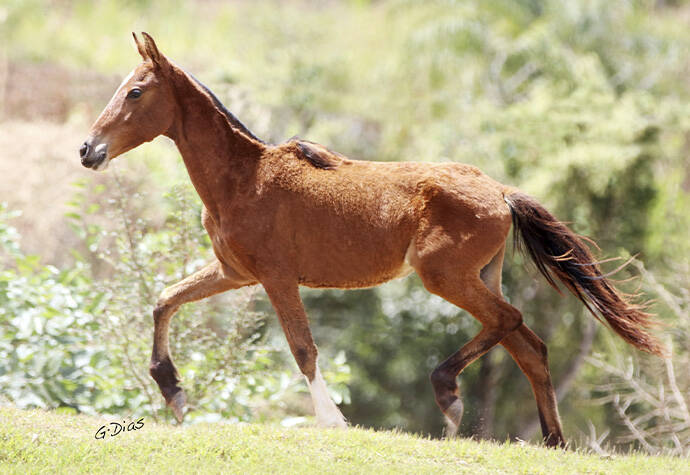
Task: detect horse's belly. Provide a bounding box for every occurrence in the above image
[298,240,416,289]
[299,264,413,289]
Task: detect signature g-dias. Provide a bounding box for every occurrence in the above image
[94,418,145,440]
[80,32,663,448]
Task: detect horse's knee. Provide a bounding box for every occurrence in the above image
[153,300,176,324]
[153,304,165,324]
[536,338,548,361]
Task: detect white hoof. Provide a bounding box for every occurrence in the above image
[316,409,348,429]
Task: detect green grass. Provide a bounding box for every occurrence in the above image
[0,406,687,474]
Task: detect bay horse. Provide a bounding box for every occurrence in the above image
[80,33,663,447]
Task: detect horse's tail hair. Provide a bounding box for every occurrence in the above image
[504,192,665,356]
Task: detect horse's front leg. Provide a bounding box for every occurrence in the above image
[150,260,253,421]
[262,280,347,428]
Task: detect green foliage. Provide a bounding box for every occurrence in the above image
[0,203,108,413]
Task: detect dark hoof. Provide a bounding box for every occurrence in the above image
[544,433,567,449]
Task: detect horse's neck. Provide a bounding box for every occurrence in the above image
[167,70,264,222]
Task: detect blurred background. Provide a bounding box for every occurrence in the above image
[0,0,688,455]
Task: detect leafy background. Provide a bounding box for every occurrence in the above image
[0,0,688,454]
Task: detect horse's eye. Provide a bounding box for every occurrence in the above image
[126,88,143,99]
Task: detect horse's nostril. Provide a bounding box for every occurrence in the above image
[80,142,90,159]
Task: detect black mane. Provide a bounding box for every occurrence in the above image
[292,138,343,170]
[187,72,342,171]
[187,72,267,145]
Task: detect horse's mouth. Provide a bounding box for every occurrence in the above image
[91,156,110,171]
[80,142,109,171]
[81,156,108,171]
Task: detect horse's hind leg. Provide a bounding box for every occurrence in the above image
[500,326,564,447]
[481,247,565,447]
[150,260,251,421]
[416,250,523,436]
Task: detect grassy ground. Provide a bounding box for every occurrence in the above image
[0,406,687,474]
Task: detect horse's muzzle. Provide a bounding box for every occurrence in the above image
[80,140,108,170]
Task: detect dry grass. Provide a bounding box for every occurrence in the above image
[0,120,107,264]
[0,59,119,264]
[0,61,180,266]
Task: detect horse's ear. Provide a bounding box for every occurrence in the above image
[132,32,147,60]
[141,32,164,66]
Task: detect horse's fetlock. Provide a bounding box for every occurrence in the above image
[431,367,460,411]
[430,367,456,393]
[149,357,179,389]
[293,345,317,379]
[149,360,164,380]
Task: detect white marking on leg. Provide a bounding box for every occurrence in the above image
[444,399,464,437]
[306,366,347,428]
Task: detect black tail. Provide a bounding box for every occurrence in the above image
[504,192,664,356]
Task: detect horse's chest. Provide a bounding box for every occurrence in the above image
[201,207,255,274]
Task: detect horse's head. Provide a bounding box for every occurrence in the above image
[80,33,176,171]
